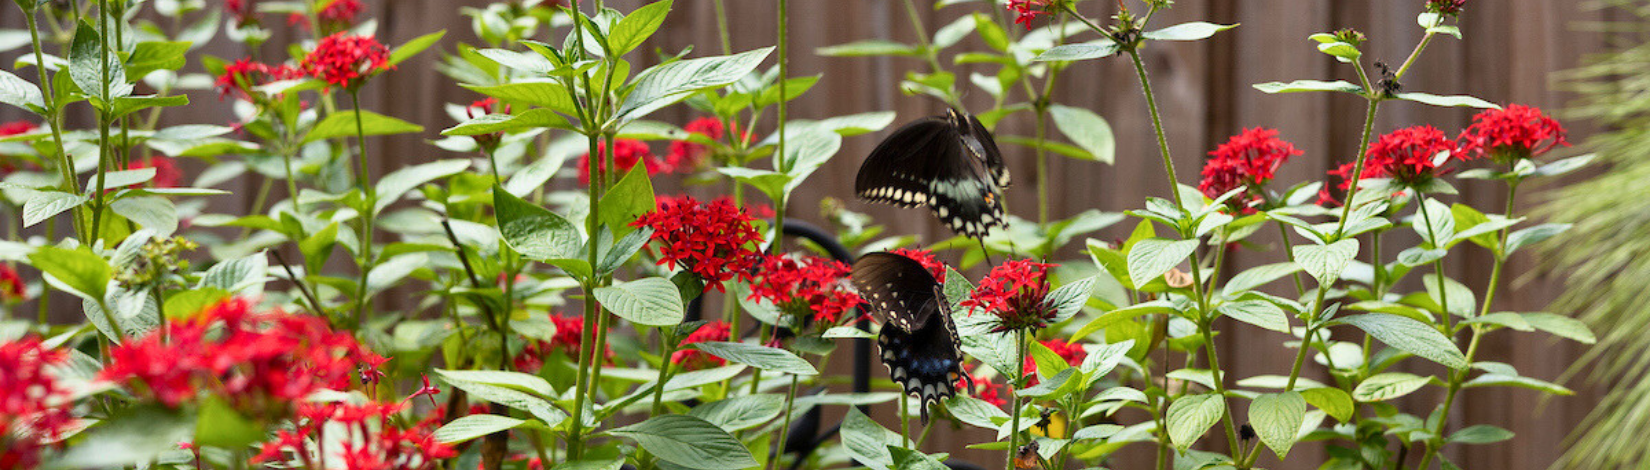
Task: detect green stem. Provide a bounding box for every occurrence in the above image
[765,375,800,470]
[1125,49,1183,207]
[22,6,81,239]
[1275,222,1307,297]
[712,0,732,55]
[349,91,377,327]
[89,0,113,241]
[1416,194,1451,333]
[1417,180,1517,469]
[900,390,912,448]
[1005,328,1027,470]
[568,129,602,460]
[900,0,956,105]
[772,0,789,253]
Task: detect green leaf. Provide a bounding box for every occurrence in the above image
[1047,104,1115,164]
[1033,40,1119,62]
[816,40,920,57]
[1252,80,1362,95]
[443,108,571,136]
[163,288,231,320]
[1127,238,1197,287]
[304,110,424,144]
[375,159,471,214]
[1463,373,1573,395]
[69,21,133,103]
[1249,391,1306,458]
[609,0,672,55]
[1506,223,1569,255]
[1351,372,1432,401]
[1337,314,1467,369]
[462,80,579,116]
[973,13,1009,51]
[57,405,191,467]
[199,251,267,293]
[1144,22,1238,41]
[1293,239,1359,285]
[107,94,189,119]
[494,184,583,262]
[1520,312,1595,344]
[1300,387,1354,422]
[841,407,901,470]
[28,245,112,301]
[607,415,759,470]
[109,196,179,236]
[1044,276,1095,323]
[889,447,948,470]
[618,47,774,123]
[434,414,525,444]
[1217,300,1291,333]
[434,368,557,397]
[690,341,817,375]
[0,69,44,113]
[126,41,192,79]
[823,326,874,339]
[1316,41,1361,61]
[389,30,446,66]
[598,164,656,237]
[1019,367,1081,400]
[1166,393,1226,450]
[194,396,265,449]
[717,167,791,205]
[435,369,566,424]
[22,190,88,228]
[594,277,684,327]
[1448,424,1513,444]
[687,394,783,433]
[1222,262,1301,297]
[1393,92,1499,109]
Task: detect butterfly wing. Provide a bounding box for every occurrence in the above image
[964,113,1012,189]
[851,252,970,422]
[855,113,1007,238]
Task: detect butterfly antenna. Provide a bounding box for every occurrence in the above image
[977,237,995,267]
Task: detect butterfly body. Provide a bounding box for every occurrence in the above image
[856,109,1011,238]
[851,252,971,422]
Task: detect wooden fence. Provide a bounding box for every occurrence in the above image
[1,0,1614,468]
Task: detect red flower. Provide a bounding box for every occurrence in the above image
[671,321,732,371]
[959,259,1058,333]
[299,33,393,91]
[748,253,863,325]
[1005,0,1052,30]
[889,248,947,282]
[0,265,24,304]
[0,337,75,469]
[667,117,726,173]
[465,98,510,151]
[127,156,183,188]
[0,121,40,176]
[1458,104,1568,164]
[630,196,765,292]
[216,59,301,101]
[514,312,611,372]
[226,0,258,26]
[252,400,455,470]
[957,362,1006,407]
[1199,128,1302,213]
[288,0,365,30]
[1427,0,1466,15]
[1362,125,1460,185]
[576,139,667,185]
[101,298,383,417]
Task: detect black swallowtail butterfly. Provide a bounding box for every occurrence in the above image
[855,108,1011,239]
[850,252,971,422]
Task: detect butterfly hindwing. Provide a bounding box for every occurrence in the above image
[852,252,970,422]
[855,110,1009,238]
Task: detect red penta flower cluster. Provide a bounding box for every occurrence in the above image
[957,362,1006,407]
[253,400,456,470]
[671,321,732,371]
[101,298,383,416]
[514,312,611,372]
[465,98,511,151]
[889,247,947,282]
[0,337,74,469]
[1005,0,1052,30]
[216,58,302,102]
[748,253,864,325]
[1199,127,1303,213]
[630,196,765,292]
[667,116,726,173]
[960,259,1059,333]
[226,0,256,25]
[127,156,183,188]
[289,0,366,30]
[0,264,24,303]
[1363,125,1462,184]
[1458,104,1568,164]
[300,33,393,91]
[576,139,668,185]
